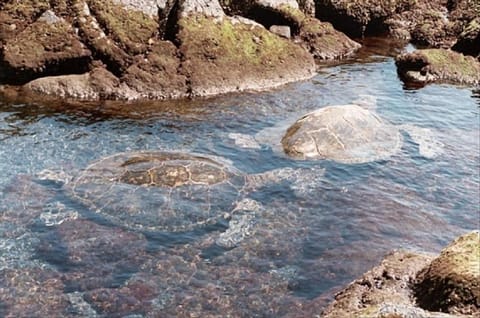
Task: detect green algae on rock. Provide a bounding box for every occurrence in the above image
[318,231,480,318]
[396,49,480,86]
[414,231,480,315]
[176,15,315,97]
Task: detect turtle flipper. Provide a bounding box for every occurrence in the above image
[215,198,261,248]
[400,124,444,159]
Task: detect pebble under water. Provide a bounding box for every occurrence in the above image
[0,39,479,317]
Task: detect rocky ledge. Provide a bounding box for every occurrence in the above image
[0,0,361,101]
[396,49,480,87]
[320,231,480,317]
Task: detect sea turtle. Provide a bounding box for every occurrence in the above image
[37,151,295,247]
[231,100,443,164]
[281,104,402,163]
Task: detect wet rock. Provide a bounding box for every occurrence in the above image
[314,232,480,318]
[395,48,480,86]
[414,231,480,315]
[318,250,434,318]
[37,219,148,291]
[281,104,402,163]
[452,17,480,58]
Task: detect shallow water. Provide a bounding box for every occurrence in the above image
[0,40,479,316]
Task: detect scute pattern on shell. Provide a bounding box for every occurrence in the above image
[70,151,246,232]
[281,104,402,164]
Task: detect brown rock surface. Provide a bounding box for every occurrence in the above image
[396,48,480,86]
[414,231,480,315]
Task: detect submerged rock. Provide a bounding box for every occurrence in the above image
[396,48,480,86]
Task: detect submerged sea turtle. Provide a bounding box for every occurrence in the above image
[38,151,295,247]
[232,100,443,164]
[281,104,402,163]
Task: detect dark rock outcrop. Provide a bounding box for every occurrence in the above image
[414,231,480,315]
[315,0,480,49]
[396,48,480,86]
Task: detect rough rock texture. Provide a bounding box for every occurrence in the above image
[396,49,480,86]
[220,2,360,60]
[24,67,121,100]
[319,251,436,318]
[314,0,412,37]
[2,0,345,100]
[414,231,480,315]
[175,14,315,97]
[315,0,480,49]
[319,232,480,317]
[0,267,69,317]
[1,9,91,84]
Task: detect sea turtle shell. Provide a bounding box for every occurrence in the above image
[69,151,248,232]
[281,104,403,163]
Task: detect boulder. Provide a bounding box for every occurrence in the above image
[174,1,316,97]
[414,231,480,315]
[395,48,480,86]
[315,0,479,49]
[23,67,122,100]
[314,0,409,37]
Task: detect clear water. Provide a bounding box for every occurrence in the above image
[1,40,479,316]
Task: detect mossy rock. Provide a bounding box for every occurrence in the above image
[0,0,50,42]
[2,17,91,83]
[72,0,133,75]
[85,0,158,55]
[395,48,480,86]
[299,17,360,60]
[414,231,480,315]
[121,42,188,99]
[176,15,315,96]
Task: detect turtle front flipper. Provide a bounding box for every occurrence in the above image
[399,124,444,159]
[215,198,262,248]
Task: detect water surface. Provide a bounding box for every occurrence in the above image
[0,40,479,316]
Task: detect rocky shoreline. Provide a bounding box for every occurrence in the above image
[0,0,478,101]
[317,231,480,317]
